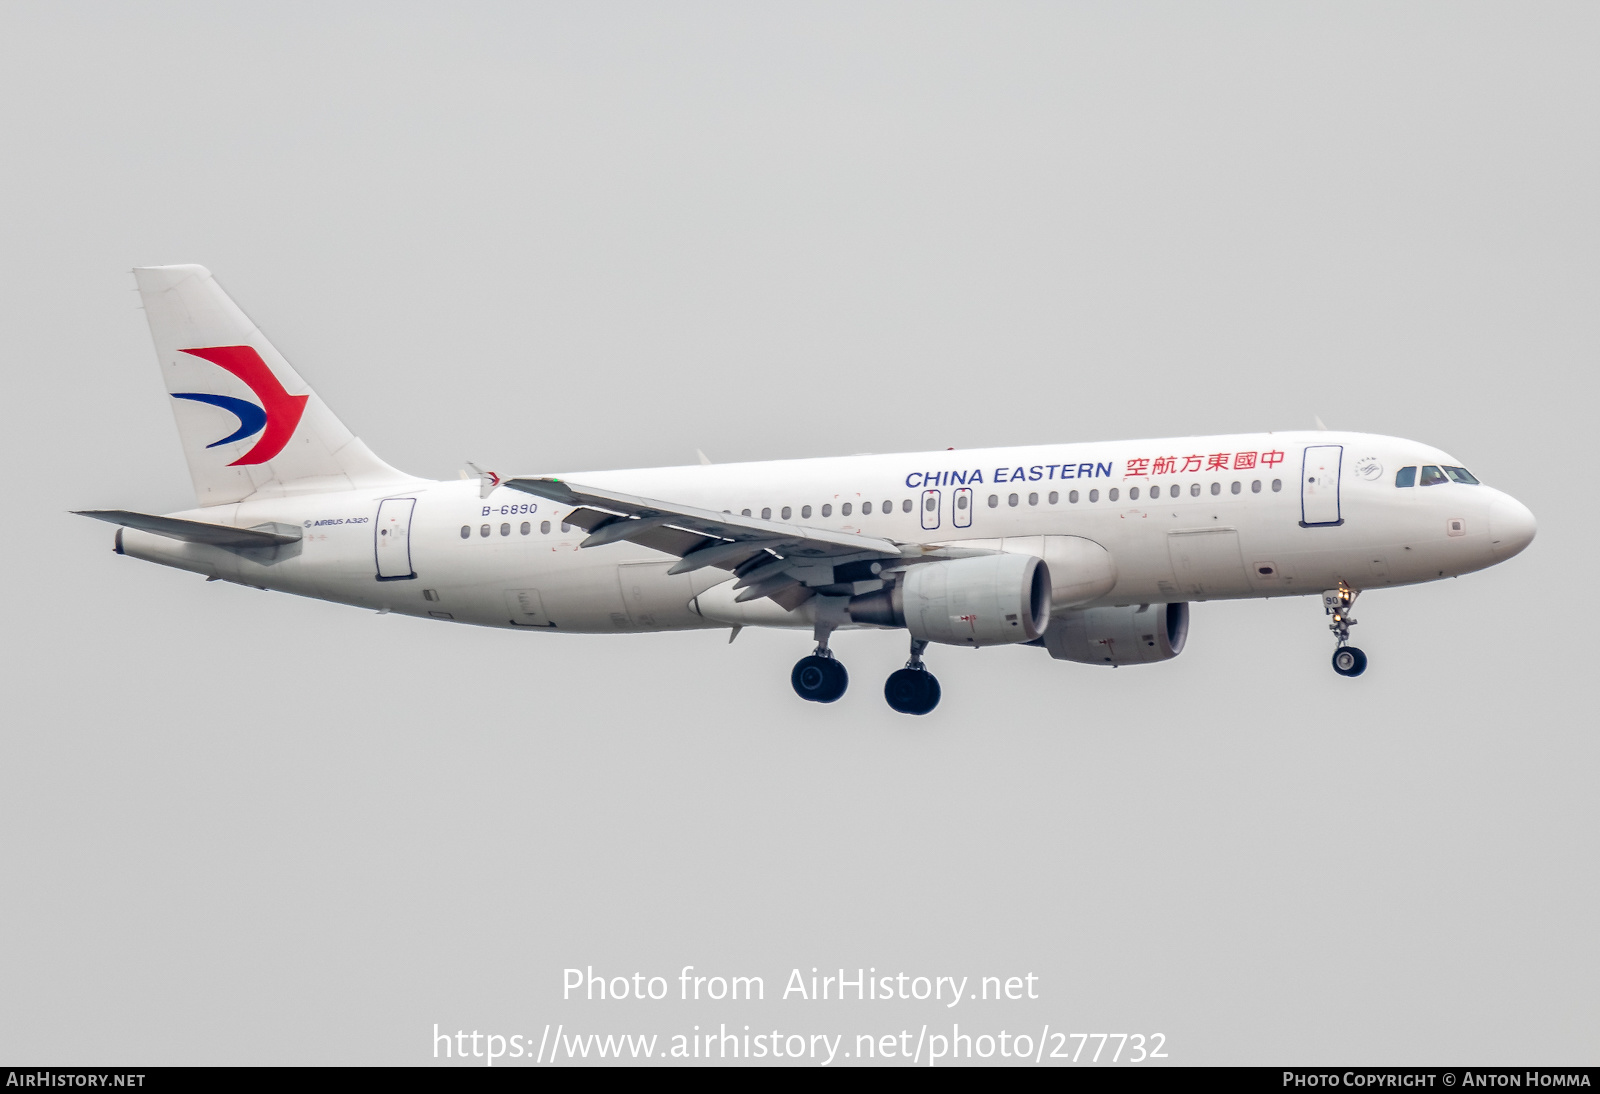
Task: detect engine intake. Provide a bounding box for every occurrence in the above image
[850,554,1051,646]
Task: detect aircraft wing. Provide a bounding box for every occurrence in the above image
[501,476,987,609]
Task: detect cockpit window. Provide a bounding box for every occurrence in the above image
[1419,465,1448,487]
[1442,465,1479,484]
[1395,466,1416,488]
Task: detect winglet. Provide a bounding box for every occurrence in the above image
[466,462,502,500]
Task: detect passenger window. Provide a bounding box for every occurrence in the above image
[956,494,969,510]
[1088,489,1099,503]
[459,525,470,539]
[741,509,752,517]
[882,500,892,512]
[822,504,832,517]
[1028,492,1039,505]
[842,502,853,516]
[560,522,572,533]
[1048,491,1058,504]
[500,523,510,536]
[1271,479,1281,492]
[1395,466,1417,488]
[540,520,550,534]
[1190,483,1201,497]
[1443,465,1479,484]
[1230,481,1241,495]
[902,499,913,513]
[1129,487,1140,500]
[1252,480,1262,493]
[988,495,999,508]
[480,524,491,537]
[1108,488,1119,502]
[1210,482,1221,496]
[520,522,530,535]
[1008,493,1019,507]
[861,502,871,515]
[1150,484,1161,498]
[781,506,792,519]
[761,507,771,520]
[1419,465,1447,487]
[801,505,812,519]
[1069,490,1079,503]
[923,497,935,511]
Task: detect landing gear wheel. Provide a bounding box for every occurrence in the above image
[884,667,942,715]
[792,655,848,703]
[1332,646,1367,677]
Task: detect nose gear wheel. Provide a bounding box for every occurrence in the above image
[1323,582,1367,677]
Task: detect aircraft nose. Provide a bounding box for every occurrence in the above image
[1489,495,1537,559]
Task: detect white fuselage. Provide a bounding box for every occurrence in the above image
[114,431,1533,635]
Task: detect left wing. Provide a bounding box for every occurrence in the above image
[502,476,986,609]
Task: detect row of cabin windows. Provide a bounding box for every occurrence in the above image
[461,520,574,539]
[735,480,1286,521]
[988,479,1282,506]
[1395,464,1479,488]
[459,477,1290,540]
[738,499,916,520]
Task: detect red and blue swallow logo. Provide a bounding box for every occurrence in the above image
[170,346,308,466]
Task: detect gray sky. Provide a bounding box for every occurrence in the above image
[2,1,1594,1065]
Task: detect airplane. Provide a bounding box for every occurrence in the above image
[78,265,1537,715]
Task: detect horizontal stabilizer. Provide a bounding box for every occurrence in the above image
[74,510,301,549]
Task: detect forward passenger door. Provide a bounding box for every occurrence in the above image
[1300,445,1343,527]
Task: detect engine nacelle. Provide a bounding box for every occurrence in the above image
[850,554,1051,647]
[1041,603,1188,665]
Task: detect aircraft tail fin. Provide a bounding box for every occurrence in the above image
[133,264,411,507]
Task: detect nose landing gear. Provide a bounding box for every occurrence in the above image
[884,639,941,715]
[1324,583,1367,677]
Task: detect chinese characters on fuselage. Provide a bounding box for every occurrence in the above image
[1124,450,1283,477]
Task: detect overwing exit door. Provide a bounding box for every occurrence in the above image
[375,497,417,580]
[920,488,941,531]
[1300,446,1343,527]
[952,487,972,528]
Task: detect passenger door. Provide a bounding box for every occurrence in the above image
[374,497,417,580]
[1300,445,1343,527]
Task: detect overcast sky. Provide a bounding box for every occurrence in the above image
[2,1,1595,1066]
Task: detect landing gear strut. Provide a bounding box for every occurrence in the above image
[884,638,941,715]
[792,608,848,703]
[1324,583,1367,678]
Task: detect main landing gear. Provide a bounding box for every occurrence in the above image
[791,649,848,703]
[789,629,942,715]
[1324,583,1367,678]
[884,639,941,716]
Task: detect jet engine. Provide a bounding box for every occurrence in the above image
[1040,602,1188,665]
[849,554,1051,646]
